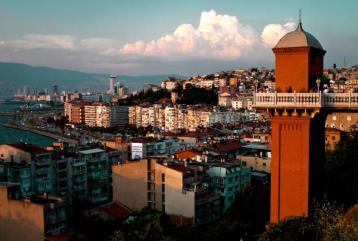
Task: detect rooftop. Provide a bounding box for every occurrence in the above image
[274,21,323,50]
[7,143,50,155]
[243,143,271,151]
[79,148,105,155]
[165,162,193,174]
[209,141,242,153]
[175,149,202,159]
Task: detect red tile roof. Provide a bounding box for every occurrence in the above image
[209,141,242,153]
[96,202,131,219]
[166,163,193,174]
[175,150,201,159]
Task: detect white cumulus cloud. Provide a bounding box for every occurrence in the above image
[106,10,258,60]
[261,21,296,48]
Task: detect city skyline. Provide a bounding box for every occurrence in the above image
[0,0,357,75]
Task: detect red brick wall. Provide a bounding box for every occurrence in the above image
[274,47,325,92]
[271,117,311,223]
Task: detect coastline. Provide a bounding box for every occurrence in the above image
[2,123,78,145]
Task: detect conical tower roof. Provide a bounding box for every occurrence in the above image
[274,18,323,50]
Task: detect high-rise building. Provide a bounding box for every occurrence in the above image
[52,85,59,95]
[109,74,117,95]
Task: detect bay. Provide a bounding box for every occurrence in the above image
[0,103,54,147]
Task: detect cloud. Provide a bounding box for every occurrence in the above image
[261,21,296,48]
[1,35,117,52]
[79,38,118,51]
[4,34,76,50]
[105,10,258,60]
[0,11,302,75]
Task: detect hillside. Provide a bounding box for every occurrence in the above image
[0,62,184,99]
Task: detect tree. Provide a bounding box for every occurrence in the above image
[258,217,317,241]
[177,86,218,105]
[324,130,358,207]
[107,208,177,241]
[46,117,54,125]
[208,183,270,241]
[258,200,358,241]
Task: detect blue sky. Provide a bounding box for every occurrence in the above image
[0,0,357,75]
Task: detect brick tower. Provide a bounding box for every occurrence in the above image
[270,19,327,223]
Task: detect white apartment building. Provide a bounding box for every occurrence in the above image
[165,106,176,132]
[84,105,97,127]
[129,105,243,132]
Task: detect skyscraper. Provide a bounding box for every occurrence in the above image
[109,74,117,95]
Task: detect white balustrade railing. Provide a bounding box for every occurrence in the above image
[254,92,358,109]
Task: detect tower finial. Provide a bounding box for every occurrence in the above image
[297,9,303,30]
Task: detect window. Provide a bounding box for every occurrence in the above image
[162,184,165,192]
[332,136,336,140]
[161,173,165,182]
[263,163,267,167]
[162,194,165,202]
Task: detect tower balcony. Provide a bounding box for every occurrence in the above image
[254,92,358,112]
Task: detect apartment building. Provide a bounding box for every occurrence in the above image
[0,183,66,241]
[0,143,55,197]
[325,112,358,131]
[0,144,111,206]
[237,143,272,173]
[231,96,254,110]
[65,101,89,124]
[84,105,97,127]
[131,137,184,160]
[100,136,130,163]
[66,101,128,128]
[325,127,344,151]
[129,104,243,132]
[165,106,176,132]
[207,164,251,212]
[79,148,111,204]
[112,159,221,225]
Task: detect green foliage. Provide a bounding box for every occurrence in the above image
[107,208,177,241]
[259,200,358,241]
[54,115,68,129]
[127,89,171,104]
[324,131,358,207]
[46,117,55,124]
[258,217,317,241]
[208,184,270,241]
[177,85,217,105]
[69,197,122,241]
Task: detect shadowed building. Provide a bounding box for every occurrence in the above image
[0,183,66,241]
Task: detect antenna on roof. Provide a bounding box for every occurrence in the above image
[297,9,303,30]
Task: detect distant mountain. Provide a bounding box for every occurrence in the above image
[0,62,185,99]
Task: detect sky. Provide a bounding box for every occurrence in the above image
[0,0,357,75]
